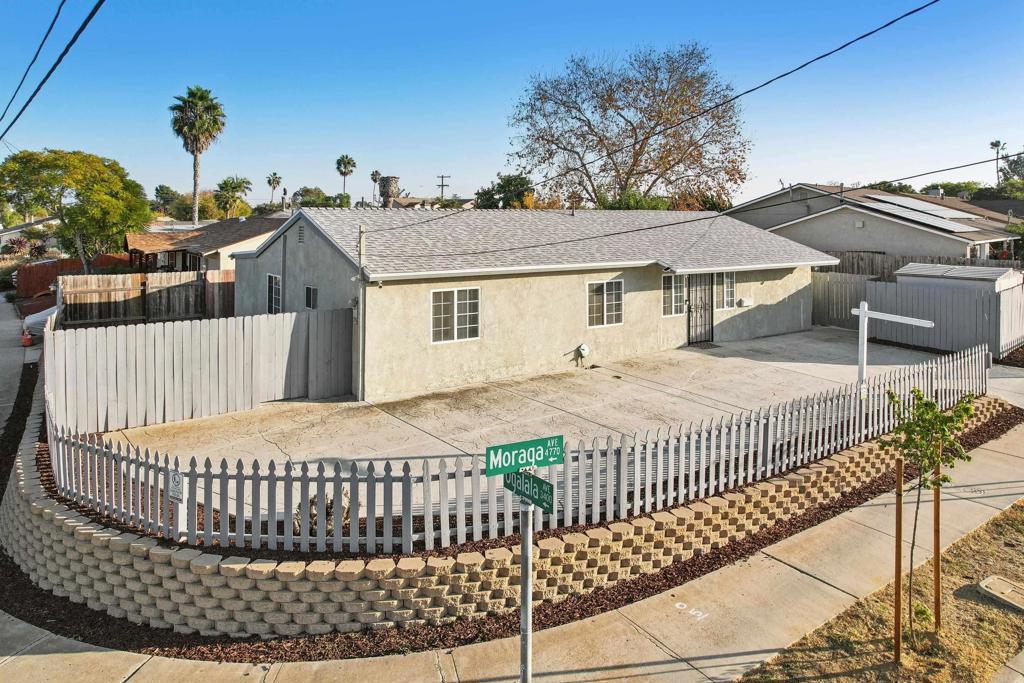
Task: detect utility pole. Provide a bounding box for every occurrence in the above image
[437,174,450,200]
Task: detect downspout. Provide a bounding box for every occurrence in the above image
[356,225,367,401]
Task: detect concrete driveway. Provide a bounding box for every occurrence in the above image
[108,327,941,470]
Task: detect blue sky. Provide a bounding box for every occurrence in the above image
[1,0,1021,205]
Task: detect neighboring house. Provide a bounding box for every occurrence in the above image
[965,198,1024,220]
[0,216,58,248]
[384,196,476,209]
[125,216,286,271]
[726,184,1019,259]
[233,208,837,402]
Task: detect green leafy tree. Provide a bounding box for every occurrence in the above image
[292,186,350,208]
[879,388,973,645]
[152,184,182,213]
[866,180,915,194]
[596,189,672,210]
[971,179,1024,201]
[214,175,253,218]
[168,191,223,221]
[266,172,281,204]
[335,154,356,195]
[918,181,983,198]
[1000,149,1024,183]
[475,173,534,208]
[0,149,150,271]
[169,86,226,227]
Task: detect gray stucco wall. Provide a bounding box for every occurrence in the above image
[730,189,842,229]
[770,207,969,258]
[362,265,813,402]
[713,267,811,342]
[233,218,360,316]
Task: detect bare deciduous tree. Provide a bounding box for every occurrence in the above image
[509,44,749,207]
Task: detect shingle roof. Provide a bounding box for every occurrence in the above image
[184,216,285,254]
[125,216,284,255]
[295,208,838,279]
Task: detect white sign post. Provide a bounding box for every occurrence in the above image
[851,300,934,399]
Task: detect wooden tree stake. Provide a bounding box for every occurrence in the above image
[894,456,903,665]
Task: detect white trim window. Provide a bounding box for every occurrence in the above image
[305,285,318,310]
[588,279,623,327]
[714,272,736,310]
[432,288,480,342]
[662,274,686,317]
[267,274,281,314]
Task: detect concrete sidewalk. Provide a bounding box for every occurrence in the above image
[1,425,1022,682]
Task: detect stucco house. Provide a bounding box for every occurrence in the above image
[233,208,836,402]
[125,215,286,271]
[726,184,1019,259]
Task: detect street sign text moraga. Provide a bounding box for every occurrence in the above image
[485,436,564,477]
[503,470,554,514]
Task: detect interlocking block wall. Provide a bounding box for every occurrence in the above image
[0,393,1007,638]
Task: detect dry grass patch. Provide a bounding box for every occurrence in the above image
[743,501,1024,682]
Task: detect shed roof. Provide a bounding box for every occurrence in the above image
[260,208,838,280]
[894,262,1016,282]
[126,216,285,255]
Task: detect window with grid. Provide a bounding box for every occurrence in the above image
[662,274,686,316]
[714,272,736,310]
[587,279,623,327]
[432,288,479,342]
[267,274,281,313]
[305,285,318,310]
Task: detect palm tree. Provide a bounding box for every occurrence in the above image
[214,175,252,218]
[990,140,1007,186]
[370,169,381,203]
[335,155,356,196]
[169,86,227,227]
[266,172,282,205]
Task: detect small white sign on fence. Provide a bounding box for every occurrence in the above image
[168,469,184,504]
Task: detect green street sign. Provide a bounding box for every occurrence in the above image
[485,435,564,477]
[503,470,554,513]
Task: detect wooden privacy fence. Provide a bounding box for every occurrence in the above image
[58,271,235,327]
[15,254,131,298]
[818,251,1020,281]
[43,308,353,434]
[811,272,871,329]
[865,281,1024,359]
[43,345,989,554]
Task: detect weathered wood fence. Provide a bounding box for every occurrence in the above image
[43,344,989,554]
[58,271,235,327]
[811,272,870,329]
[817,251,1020,281]
[43,308,353,434]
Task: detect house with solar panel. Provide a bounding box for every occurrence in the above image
[725,184,1020,259]
[231,208,837,401]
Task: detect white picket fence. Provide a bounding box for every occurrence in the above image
[43,344,989,555]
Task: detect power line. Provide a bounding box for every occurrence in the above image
[529,0,941,191]
[0,0,68,127]
[0,0,106,142]
[364,150,1024,259]
[365,0,941,236]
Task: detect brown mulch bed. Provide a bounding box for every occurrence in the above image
[998,346,1024,369]
[2,363,1023,662]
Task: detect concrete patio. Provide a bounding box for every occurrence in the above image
[105,327,940,472]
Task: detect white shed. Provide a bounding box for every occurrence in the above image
[894,263,1024,293]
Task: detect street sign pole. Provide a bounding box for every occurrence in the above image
[520,499,533,683]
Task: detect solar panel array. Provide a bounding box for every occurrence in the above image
[865,194,978,219]
[860,201,978,233]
